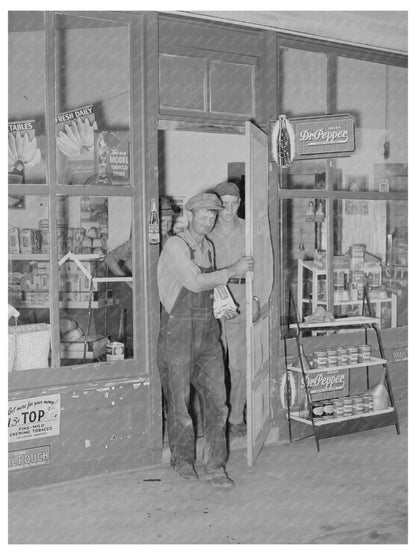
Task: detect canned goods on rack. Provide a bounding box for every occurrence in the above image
[363,394,374,412]
[310,401,324,420]
[358,345,372,363]
[322,399,334,418]
[327,349,338,367]
[313,350,328,369]
[346,346,359,365]
[343,398,353,417]
[336,347,348,366]
[333,398,344,418]
[352,395,364,415]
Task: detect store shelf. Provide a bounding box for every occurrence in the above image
[287,356,386,374]
[93,277,133,283]
[9,254,49,261]
[285,306,400,451]
[302,260,326,274]
[289,407,394,426]
[13,299,118,309]
[290,316,379,330]
[304,298,394,306]
[13,301,49,309]
[59,298,118,309]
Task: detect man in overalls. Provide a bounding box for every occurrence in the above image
[157,192,253,488]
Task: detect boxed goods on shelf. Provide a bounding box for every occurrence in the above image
[8,227,20,254]
[8,323,51,371]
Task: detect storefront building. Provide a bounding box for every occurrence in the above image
[8,11,407,489]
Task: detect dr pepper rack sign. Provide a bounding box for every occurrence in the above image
[291,113,355,159]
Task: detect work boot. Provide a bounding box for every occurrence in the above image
[205,467,235,489]
[175,460,198,482]
[228,422,247,437]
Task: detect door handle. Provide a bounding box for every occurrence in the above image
[252,296,260,323]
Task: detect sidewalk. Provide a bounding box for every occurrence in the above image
[9,415,407,544]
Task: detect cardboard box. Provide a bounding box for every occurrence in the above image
[55,105,96,185]
[8,227,20,254]
[94,130,130,185]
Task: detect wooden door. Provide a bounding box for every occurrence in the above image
[245,121,274,465]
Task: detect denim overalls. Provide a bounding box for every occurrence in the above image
[157,236,228,471]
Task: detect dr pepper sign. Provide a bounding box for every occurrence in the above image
[290,113,355,159]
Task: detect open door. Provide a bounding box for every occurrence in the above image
[245,121,274,465]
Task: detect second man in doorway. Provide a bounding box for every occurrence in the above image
[209,181,247,438]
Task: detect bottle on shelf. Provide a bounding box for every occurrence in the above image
[115,307,127,345]
[148,198,160,245]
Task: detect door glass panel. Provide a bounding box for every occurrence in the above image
[8,13,47,185]
[54,13,131,186]
[57,195,134,365]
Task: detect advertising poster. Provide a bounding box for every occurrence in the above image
[8,394,60,444]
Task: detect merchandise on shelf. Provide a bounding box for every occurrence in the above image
[8,323,51,371]
[80,197,108,254]
[8,227,20,254]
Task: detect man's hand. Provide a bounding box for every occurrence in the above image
[230,256,254,276]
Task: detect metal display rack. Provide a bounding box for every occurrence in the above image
[284,291,400,452]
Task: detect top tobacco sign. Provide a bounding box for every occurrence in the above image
[290,113,355,160]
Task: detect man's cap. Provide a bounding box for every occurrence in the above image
[185,193,223,212]
[213,181,240,199]
[160,197,174,215]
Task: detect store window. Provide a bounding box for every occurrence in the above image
[278,45,407,332]
[9,13,136,373]
[57,195,133,365]
[55,13,130,186]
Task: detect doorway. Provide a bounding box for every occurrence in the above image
[156,122,272,465]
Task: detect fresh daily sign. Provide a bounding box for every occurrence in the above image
[8,394,60,443]
[291,114,355,159]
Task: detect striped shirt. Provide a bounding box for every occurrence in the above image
[157,229,230,313]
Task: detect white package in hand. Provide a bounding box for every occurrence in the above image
[213,285,238,319]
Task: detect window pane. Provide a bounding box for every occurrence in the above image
[8,195,51,370]
[334,59,407,192]
[332,199,406,328]
[8,13,47,185]
[279,198,407,331]
[55,14,131,186]
[57,195,134,365]
[279,47,327,117]
[279,197,328,329]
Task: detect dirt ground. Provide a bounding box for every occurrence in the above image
[8,410,407,545]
